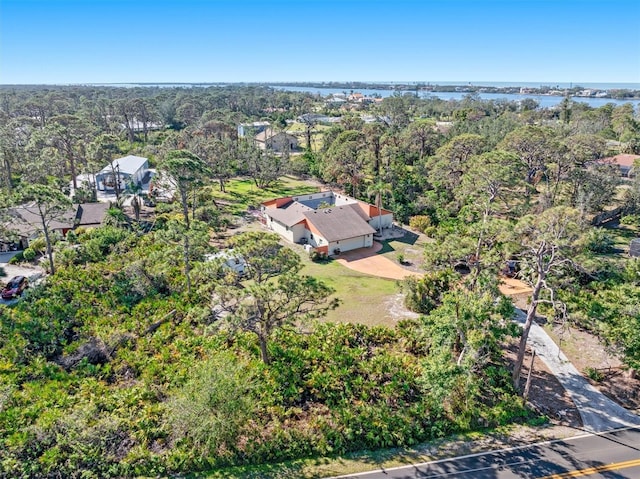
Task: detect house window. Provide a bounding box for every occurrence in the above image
[310,233,314,240]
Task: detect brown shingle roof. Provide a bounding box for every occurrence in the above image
[5,206,76,237]
[303,206,376,242]
[77,203,109,226]
[255,128,296,143]
[349,203,372,222]
[266,201,313,227]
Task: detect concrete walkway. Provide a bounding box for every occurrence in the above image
[515,309,640,432]
[335,242,422,280]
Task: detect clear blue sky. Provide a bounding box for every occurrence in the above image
[1,0,639,85]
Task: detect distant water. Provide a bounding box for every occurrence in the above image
[76,81,640,90]
[54,82,640,108]
[357,81,640,90]
[270,85,640,109]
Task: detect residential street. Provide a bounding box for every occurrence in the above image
[331,427,640,479]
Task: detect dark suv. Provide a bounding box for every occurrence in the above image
[1,275,28,300]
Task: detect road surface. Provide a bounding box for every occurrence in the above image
[331,427,640,478]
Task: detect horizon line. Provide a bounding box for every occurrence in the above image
[2,80,640,88]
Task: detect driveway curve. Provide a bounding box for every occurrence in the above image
[334,243,422,280]
[515,309,640,432]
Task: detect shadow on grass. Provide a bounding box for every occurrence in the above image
[392,229,420,246]
[376,241,396,254]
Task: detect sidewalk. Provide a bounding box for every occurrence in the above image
[515,309,640,432]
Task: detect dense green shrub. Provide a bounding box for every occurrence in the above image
[0,225,529,477]
[309,250,328,262]
[22,247,36,261]
[8,253,22,264]
[28,237,47,255]
[400,269,455,314]
[580,228,615,254]
[409,214,433,234]
[620,214,640,227]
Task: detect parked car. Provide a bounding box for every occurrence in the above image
[1,275,28,300]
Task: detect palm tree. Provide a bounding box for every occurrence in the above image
[366,181,392,234]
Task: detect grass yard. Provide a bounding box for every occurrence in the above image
[207,176,321,215]
[603,221,638,253]
[286,122,331,151]
[297,245,402,327]
[210,175,419,328]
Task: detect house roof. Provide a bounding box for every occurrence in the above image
[303,206,376,242]
[76,203,109,226]
[4,203,109,238]
[351,203,374,222]
[265,201,313,227]
[99,155,148,176]
[254,128,297,143]
[356,201,392,219]
[240,121,271,127]
[603,154,640,168]
[5,206,76,237]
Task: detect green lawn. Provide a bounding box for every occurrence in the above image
[207,176,321,215]
[212,175,420,327]
[297,246,402,327]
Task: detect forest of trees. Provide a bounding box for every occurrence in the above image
[0,84,639,477]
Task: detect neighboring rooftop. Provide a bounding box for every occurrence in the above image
[98,155,148,176]
[303,206,376,242]
[76,203,109,226]
[6,206,76,236]
[603,154,640,168]
[266,200,313,227]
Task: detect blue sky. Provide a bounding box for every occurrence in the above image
[1,0,639,84]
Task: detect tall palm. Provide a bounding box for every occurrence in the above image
[366,180,392,234]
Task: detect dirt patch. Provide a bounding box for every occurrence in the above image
[499,277,532,297]
[503,340,583,428]
[545,321,640,414]
[336,244,422,280]
[384,293,419,322]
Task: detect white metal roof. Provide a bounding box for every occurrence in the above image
[99,155,148,176]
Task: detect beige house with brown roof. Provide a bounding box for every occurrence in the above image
[255,128,298,153]
[261,191,393,255]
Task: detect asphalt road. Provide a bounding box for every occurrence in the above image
[331,427,640,479]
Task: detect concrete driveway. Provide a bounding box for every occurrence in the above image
[514,309,640,432]
[334,242,422,280]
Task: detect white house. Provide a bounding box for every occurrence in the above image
[261,191,393,255]
[95,155,149,191]
[205,249,247,275]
